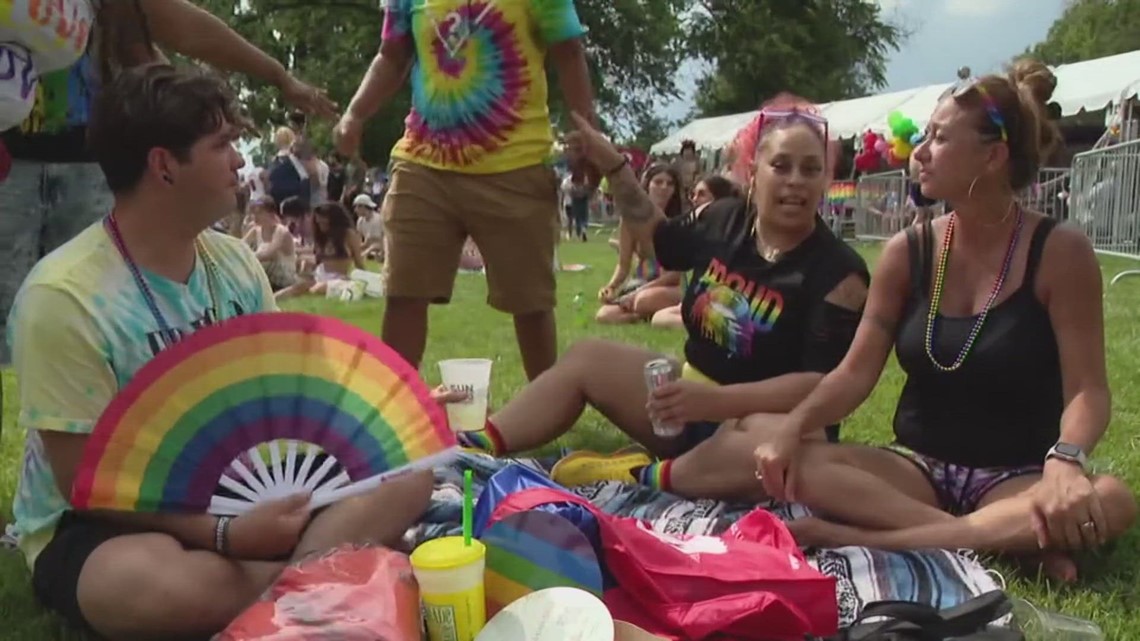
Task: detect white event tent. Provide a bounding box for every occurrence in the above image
[651,49,1140,156]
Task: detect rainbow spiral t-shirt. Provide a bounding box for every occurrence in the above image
[382,0,586,174]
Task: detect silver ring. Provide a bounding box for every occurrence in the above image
[1081,521,1097,530]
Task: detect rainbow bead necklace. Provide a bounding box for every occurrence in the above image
[924,204,1024,372]
[104,213,223,336]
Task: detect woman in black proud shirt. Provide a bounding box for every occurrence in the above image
[754,61,1135,580]
[456,98,869,501]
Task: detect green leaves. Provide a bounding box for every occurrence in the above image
[192,0,687,162]
[1029,0,1140,65]
[687,0,905,116]
[187,0,904,161]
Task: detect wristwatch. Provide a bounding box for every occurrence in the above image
[1045,442,1088,471]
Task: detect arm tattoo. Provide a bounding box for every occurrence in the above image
[609,166,657,223]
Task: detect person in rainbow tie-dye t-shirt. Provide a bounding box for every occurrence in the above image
[335,0,596,381]
[7,65,436,641]
[0,1,337,471]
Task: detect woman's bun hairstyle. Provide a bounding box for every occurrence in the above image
[1006,58,1062,189]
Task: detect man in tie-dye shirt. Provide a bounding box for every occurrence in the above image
[0,0,336,425]
[335,0,596,381]
[7,65,435,640]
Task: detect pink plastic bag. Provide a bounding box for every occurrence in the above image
[217,545,422,641]
[490,489,838,641]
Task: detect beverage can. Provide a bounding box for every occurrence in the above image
[644,359,684,438]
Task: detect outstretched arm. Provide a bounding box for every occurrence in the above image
[139,0,337,118]
[343,46,412,123]
[549,38,596,127]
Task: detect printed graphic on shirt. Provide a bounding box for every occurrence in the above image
[6,0,98,134]
[690,258,784,358]
[384,0,585,172]
[144,299,249,356]
[16,53,95,134]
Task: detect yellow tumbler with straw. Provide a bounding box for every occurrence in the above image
[411,470,487,641]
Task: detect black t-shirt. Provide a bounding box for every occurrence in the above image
[654,197,870,385]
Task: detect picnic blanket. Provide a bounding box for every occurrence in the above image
[410,451,1003,629]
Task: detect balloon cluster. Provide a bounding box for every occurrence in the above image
[853,111,924,173]
[854,131,885,172]
[885,111,923,167]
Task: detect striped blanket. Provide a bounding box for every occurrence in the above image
[410,451,1002,629]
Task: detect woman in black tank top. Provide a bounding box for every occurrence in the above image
[752,61,1135,579]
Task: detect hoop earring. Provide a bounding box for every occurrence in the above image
[967,175,980,200]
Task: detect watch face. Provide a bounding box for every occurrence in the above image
[1056,443,1082,457]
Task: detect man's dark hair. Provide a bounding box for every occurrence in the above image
[279,195,310,219]
[88,63,248,193]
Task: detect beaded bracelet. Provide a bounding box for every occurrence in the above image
[214,516,232,556]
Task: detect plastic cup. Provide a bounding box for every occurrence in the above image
[439,359,492,432]
[1010,597,1104,640]
[411,537,488,641]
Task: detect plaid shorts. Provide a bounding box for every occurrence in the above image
[885,445,1042,516]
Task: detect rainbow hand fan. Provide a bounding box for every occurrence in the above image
[70,312,456,516]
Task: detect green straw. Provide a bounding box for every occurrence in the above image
[462,469,474,546]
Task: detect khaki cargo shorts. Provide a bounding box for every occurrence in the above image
[382,160,561,314]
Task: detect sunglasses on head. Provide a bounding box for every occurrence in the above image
[944,79,1009,143]
[757,109,830,144]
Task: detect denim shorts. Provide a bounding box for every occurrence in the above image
[0,160,111,365]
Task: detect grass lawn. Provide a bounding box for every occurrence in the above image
[2,236,1139,639]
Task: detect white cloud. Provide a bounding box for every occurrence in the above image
[871,0,1014,17]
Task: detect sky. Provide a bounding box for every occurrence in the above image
[659,0,1069,122]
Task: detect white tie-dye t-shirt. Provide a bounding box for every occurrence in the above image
[5,222,276,568]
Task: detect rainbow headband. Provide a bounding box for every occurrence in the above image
[952,80,1009,142]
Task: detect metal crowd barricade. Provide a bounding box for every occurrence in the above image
[854,170,910,241]
[1068,139,1140,284]
[1019,168,1070,221]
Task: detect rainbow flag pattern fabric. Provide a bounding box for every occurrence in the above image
[382,0,586,173]
[70,312,456,515]
[828,181,856,205]
[482,511,605,617]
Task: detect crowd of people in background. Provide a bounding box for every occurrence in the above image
[2,1,1136,639]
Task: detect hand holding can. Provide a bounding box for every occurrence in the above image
[644,359,685,438]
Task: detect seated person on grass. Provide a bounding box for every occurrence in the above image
[596,164,686,325]
[276,202,367,299]
[456,100,869,501]
[752,62,1137,582]
[652,175,745,330]
[6,65,435,641]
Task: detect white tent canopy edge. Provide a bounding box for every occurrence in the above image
[651,49,1140,156]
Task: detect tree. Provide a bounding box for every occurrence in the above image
[191,0,687,165]
[687,0,906,116]
[619,113,676,151]
[1029,0,1140,65]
